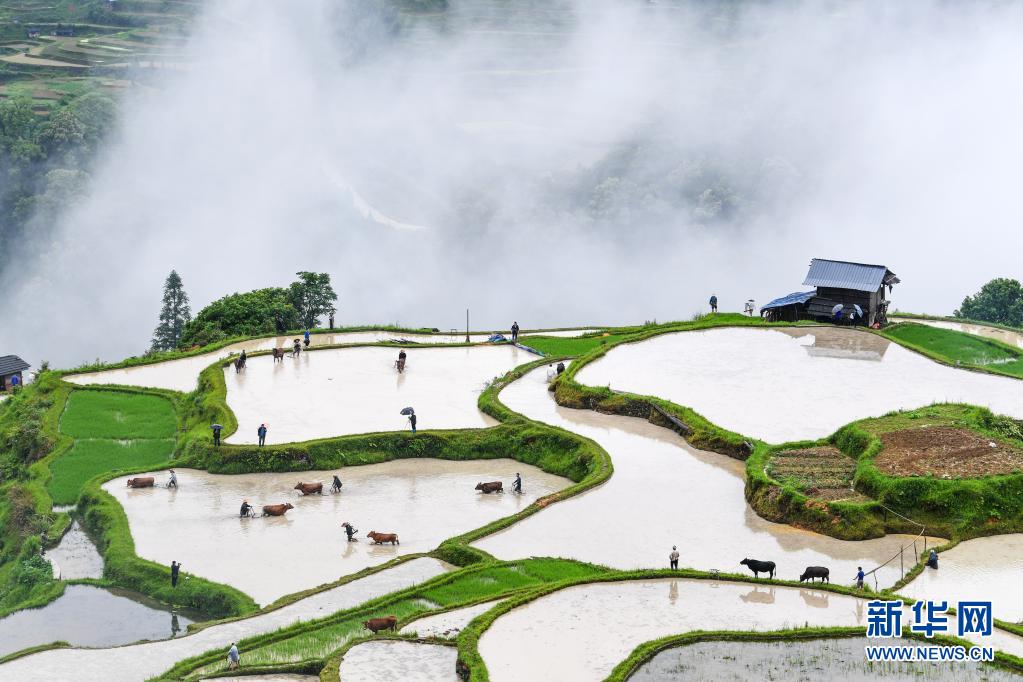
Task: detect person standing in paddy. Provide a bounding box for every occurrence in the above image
[669,546,680,570]
[304,329,311,348]
[257,423,267,447]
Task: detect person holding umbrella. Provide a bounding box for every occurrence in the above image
[831,303,844,323]
[400,407,417,434]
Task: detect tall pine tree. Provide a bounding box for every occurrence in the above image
[151,270,192,352]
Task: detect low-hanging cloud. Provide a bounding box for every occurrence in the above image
[3,0,1023,368]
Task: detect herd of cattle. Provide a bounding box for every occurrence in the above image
[740,557,831,583]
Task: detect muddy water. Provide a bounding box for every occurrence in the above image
[475,367,937,588]
[0,557,451,682]
[892,318,1023,349]
[63,328,595,393]
[576,327,1023,442]
[401,599,502,638]
[338,641,457,681]
[901,535,1023,623]
[224,345,531,443]
[478,579,1023,681]
[43,520,103,580]
[630,637,1022,681]
[105,461,567,604]
[0,585,197,658]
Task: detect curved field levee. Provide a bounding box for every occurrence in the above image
[474,366,937,588]
[476,578,1023,681]
[574,327,1023,443]
[891,316,1023,350]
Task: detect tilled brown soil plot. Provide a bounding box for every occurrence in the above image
[876,425,1023,478]
[768,446,870,501]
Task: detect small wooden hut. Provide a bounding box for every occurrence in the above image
[801,259,899,326]
[0,355,29,391]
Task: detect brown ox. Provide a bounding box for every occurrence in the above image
[475,481,503,494]
[127,477,155,488]
[367,531,399,545]
[272,348,285,363]
[363,615,397,633]
[294,482,323,495]
[262,503,294,517]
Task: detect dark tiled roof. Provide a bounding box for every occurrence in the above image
[0,355,30,376]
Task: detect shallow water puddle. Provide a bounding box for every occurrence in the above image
[576,327,1023,442]
[901,534,1023,624]
[338,640,457,681]
[0,557,452,682]
[400,599,502,638]
[43,520,103,580]
[224,345,531,443]
[891,318,1023,350]
[630,636,1022,681]
[474,367,937,589]
[105,461,568,604]
[478,579,1023,681]
[205,676,316,682]
[0,585,198,658]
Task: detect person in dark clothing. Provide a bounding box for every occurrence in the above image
[211,423,223,447]
[669,546,680,570]
[342,521,357,542]
[513,472,522,493]
[927,549,939,569]
[855,566,865,589]
[397,349,407,373]
[409,413,417,434]
[511,321,520,341]
[331,475,343,493]
[240,500,253,517]
[304,330,311,348]
[171,560,181,587]
[293,339,301,357]
[556,361,566,374]
[257,423,267,447]
[239,350,247,368]
[709,295,718,313]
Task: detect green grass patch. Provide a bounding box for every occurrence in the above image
[46,438,174,505]
[60,390,176,439]
[883,323,1023,379]
[517,333,630,357]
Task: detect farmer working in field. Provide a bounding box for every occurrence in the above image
[240,500,253,517]
[332,475,343,493]
[304,329,311,348]
[709,294,718,313]
[167,469,178,488]
[513,472,522,494]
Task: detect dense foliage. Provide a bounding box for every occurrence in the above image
[0,92,116,266]
[955,278,1023,327]
[150,270,191,352]
[178,272,337,347]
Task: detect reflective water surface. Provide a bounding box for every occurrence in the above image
[576,327,1023,442]
[0,558,452,681]
[401,599,502,638]
[43,520,103,580]
[338,640,457,681]
[105,461,568,604]
[474,367,938,589]
[224,345,532,443]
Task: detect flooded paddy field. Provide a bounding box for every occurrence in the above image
[0,558,452,681]
[225,345,533,443]
[629,636,1021,681]
[901,534,1023,624]
[576,327,1023,442]
[105,461,568,604]
[43,520,104,579]
[0,585,198,658]
[478,578,1023,681]
[64,328,595,393]
[891,318,1023,349]
[210,676,316,682]
[338,640,457,681]
[400,599,502,638]
[475,367,937,589]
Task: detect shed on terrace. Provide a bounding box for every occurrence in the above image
[0,355,30,392]
[802,259,899,326]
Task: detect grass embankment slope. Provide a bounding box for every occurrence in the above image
[882,322,1023,379]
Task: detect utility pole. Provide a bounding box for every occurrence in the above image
[465,308,470,343]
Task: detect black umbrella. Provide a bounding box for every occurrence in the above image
[400,407,415,416]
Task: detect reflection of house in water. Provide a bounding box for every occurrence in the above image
[780,328,892,362]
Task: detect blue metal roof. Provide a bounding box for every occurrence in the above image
[802,259,896,293]
[761,291,816,311]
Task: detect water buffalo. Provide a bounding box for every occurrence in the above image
[799,566,830,583]
[363,615,397,633]
[294,482,323,495]
[740,558,776,579]
[367,531,399,545]
[127,477,155,488]
[475,481,503,494]
[272,348,285,363]
[262,503,294,517]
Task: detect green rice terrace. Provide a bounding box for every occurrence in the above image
[2,306,1023,681]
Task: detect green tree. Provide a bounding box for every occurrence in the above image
[955,278,1023,327]
[36,107,85,155]
[288,271,338,329]
[150,270,192,352]
[179,287,300,348]
[70,92,116,147]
